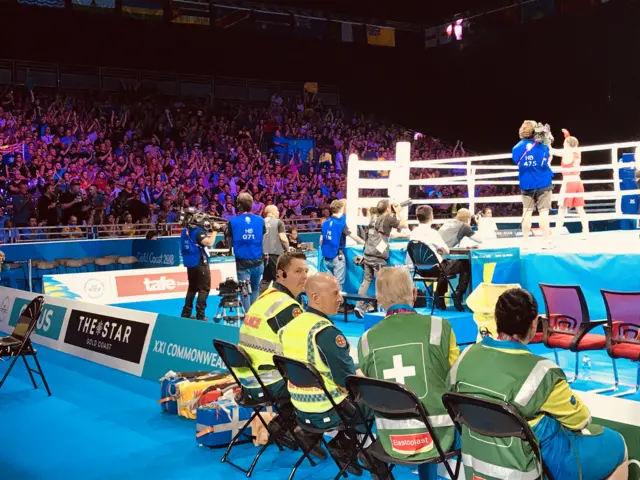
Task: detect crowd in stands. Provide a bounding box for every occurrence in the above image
[0,85,522,243]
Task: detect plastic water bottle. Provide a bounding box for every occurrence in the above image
[582,355,592,380]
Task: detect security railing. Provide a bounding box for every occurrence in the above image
[0,216,321,244]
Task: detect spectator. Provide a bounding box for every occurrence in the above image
[61,215,83,239]
[20,216,47,242]
[12,181,34,227]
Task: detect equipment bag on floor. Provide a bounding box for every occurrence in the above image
[195,394,256,448]
[160,370,212,415]
[159,371,235,417]
[176,374,237,420]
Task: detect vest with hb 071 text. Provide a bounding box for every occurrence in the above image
[181,227,204,268]
[321,215,347,260]
[449,340,566,480]
[359,312,456,461]
[230,213,264,261]
[279,312,348,413]
[236,288,301,391]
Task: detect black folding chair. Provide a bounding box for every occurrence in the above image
[442,392,553,480]
[273,354,370,480]
[407,241,457,314]
[346,375,461,480]
[0,296,51,396]
[212,339,316,478]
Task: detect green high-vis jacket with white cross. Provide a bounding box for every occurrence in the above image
[358,307,460,461]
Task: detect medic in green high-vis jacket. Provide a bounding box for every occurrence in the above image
[450,288,628,480]
[357,266,461,479]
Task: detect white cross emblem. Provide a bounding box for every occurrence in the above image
[383,354,416,384]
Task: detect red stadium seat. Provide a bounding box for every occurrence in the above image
[539,283,610,383]
[598,290,640,397]
[531,331,544,344]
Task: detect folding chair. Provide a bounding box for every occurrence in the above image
[0,296,51,396]
[273,354,368,480]
[346,375,461,480]
[597,290,640,397]
[407,240,457,314]
[213,339,316,478]
[539,283,610,382]
[442,392,553,480]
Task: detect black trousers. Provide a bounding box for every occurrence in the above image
[262,254,280,285]
[420,259,471,297]
[182,263,211,318]
[436,259,470,297]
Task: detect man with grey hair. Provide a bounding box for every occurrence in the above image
[262,205,289,288]
[357,266,461,477]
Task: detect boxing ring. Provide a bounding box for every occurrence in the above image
[345,141,640,477]
[346,140,640,229]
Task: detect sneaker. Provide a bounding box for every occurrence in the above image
[365,304,376,313]
[195,315,209,322]
[354,307,364,319]
[181,313,195,319]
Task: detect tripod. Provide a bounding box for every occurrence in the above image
[213,294,246,324]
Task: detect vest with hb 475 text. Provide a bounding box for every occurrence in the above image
[321,215,347,260]
[236,288,301,392]
[229,213,264,261]
[279,312,347,413]
[359,311,456,461]
[181,227,204,268]
[449,339,566,480]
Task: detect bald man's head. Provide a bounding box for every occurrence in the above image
[306,273,342,316]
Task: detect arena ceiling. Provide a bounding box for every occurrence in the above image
[250,0,516,25]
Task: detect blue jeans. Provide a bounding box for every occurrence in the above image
[324,254,346,289]
[237,264,264,312]
[534,416,626,480]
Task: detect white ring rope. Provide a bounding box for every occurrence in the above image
[346,140,640,231]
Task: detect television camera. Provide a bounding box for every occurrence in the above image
[179,207,227,232]
[214,277,251,324]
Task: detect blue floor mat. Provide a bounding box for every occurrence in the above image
[0,345,425,480]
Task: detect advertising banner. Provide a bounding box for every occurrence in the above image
[44,262,237,304]
[132,237,182,268]
[0,286,156,376]
[470,248,521,290]
[141,314,239,380]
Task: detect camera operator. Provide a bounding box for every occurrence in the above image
[355,199,407,318]
[180,214,219,321]
[512,120,554,247]
[226,192,266,312]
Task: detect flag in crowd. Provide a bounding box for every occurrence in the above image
[366,25,395,47]
[122,0,163,19]
[170,0,209,26]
